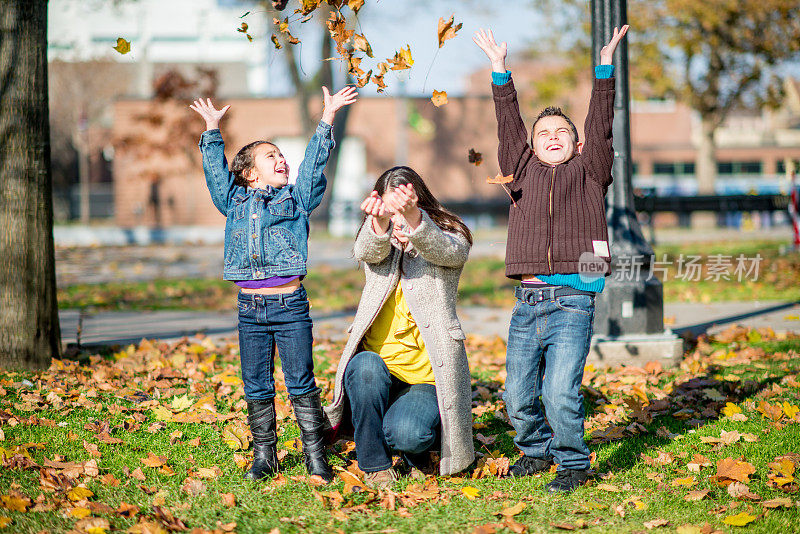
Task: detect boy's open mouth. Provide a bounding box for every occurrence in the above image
[547,144,563,151]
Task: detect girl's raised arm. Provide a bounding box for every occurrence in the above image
[293,86,358,213]
[192,99,240,214]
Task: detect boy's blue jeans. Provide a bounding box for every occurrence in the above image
[504,288,595,471]
[237,286,318,400]
[344,351,440,473]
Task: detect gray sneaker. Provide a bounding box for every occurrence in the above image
[364,468,398,489]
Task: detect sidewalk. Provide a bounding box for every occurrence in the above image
[59,300,800,349]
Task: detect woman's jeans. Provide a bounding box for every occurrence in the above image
[344,351,441,473]
[504,290,595,471]
[237,286,318,401]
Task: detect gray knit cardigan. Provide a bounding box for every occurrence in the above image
[323,209,475,475]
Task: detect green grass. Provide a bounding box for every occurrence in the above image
[1,332,799,533]
[57,240,800,312]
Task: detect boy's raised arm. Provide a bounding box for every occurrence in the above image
[474,29,535,192]
[583,25,628,193]
[190,98,240,215]
[293,86,358,213]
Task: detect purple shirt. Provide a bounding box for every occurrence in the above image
[235,275,301,289]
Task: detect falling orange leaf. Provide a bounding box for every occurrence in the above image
[431,90,448,107]
[353,34,373,58]
[271,34,282,49]
[387,46,414,70]
[437,14,463,48]
[468,148,483,166]
[486,173,513,184]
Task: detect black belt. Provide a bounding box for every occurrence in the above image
[514,285,595,304]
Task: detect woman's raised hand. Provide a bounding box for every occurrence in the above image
[473,28,507,73]
[189,98,230,131]
[321,86,358,125]
[360,191,390,234]
[384,184,421,229]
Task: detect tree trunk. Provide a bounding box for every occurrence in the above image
[696,116,717,195]
[691,115,718,228]
[0,0,61,370]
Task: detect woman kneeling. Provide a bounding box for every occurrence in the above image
[325,166,475,488]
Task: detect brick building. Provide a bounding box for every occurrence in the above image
[111,67,800,229]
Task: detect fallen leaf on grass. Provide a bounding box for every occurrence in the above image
[671,476,696,487]
[221,493,236,507]
[461,486,480,499]
[0,516,11,528]
[723,511,757,526]
[714,457,756,484]
[727,481,761,501]
[131,467,146,481]
[67,486,94,502]
[181,478,207,497]
[499,502,526,517]
[643,518,670,529]
[221,423,249,450]
[684,489,710,501]
[761,496,793,508]
[196,466,222,479]
[141,452,167,468]
[595,483,620,492]
[70,506,92,518]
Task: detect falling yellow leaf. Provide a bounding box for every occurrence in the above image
[387,45,414,70]
[348,0,364,14]
[486,173,514,185]
[112,37,130,54]
[437,14,463,48]
[271,34,282,49]
[431,90,448,107]
[461,486,480,500]
[723,511,756,527]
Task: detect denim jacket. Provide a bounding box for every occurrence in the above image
[199,120,333,280]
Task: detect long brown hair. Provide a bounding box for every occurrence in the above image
[357,166,473,245]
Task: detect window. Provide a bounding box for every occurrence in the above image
[653,162,694,175]
[717,161,762,174]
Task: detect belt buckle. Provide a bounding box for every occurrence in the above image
[524,288,544,304]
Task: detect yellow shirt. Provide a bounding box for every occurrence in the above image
[362,283,436,385]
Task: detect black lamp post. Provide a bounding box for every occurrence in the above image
[590,0,665,336]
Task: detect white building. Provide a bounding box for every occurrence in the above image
[47,0,273,98]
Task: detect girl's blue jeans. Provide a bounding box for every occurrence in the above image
[504,290,595,471]
[344,350,440,473]
[237,286,318,401]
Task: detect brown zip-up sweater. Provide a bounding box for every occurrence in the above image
[492,76,615,279]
